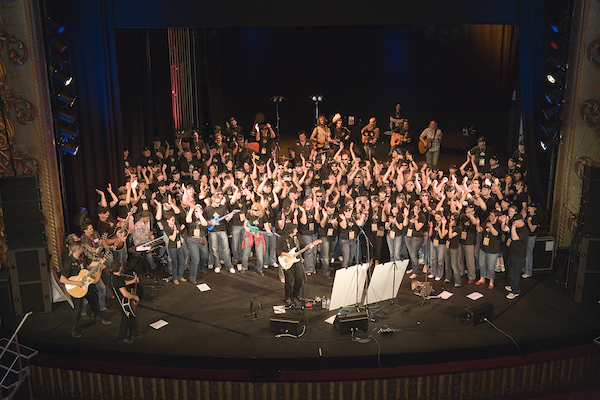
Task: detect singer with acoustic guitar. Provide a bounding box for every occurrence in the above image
[419,120,443,168]
[60,241,111,339]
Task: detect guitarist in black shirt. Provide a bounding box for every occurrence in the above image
[110,260,143,344]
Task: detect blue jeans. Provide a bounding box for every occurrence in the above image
[320,237,337,274]
[186,236,208,281]
[243,233,264,272]
[209,231,233,270]
[169,246,186,281]
[299,234,318,273]
[264,233,277,267]
[339,238,357,269]
[444,247,461,285]
[524,235,536,276]
[405,236,423,272]
[430,243,445,278]
[458,244,476,281]
[479,250,499,280]
[231,225,244,263]
[386,234,403,262]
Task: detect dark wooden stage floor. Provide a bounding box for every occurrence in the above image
[3,255,600,373]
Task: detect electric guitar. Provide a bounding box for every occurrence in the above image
[105,206,137,250]
[278,239,322,270]
[64,250,112,298]
[245,221,281,237]
[112,271,138,318]
[207,209,241,231]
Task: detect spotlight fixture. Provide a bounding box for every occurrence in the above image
[544,89,563,104]
[541,121,561,136]
[539,139,549,151]
[59,126,79,141]
[546,73,557,84]
[61,143,79,156]
[311,95,324,102]
[57,91,76,107]
[48,18,66,35]
[49,37,67,53]
[58,111,76,124]
[53,69,72,86]
[270,96,284,103]
[51,53,70,69]
[542,105,561,120]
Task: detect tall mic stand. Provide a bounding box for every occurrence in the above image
[353,214,374,314]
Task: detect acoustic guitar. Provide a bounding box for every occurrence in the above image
[64,250,111,298]
[278,239,322,270]
[391,131,411,147]
[104,206,137,250]
[113,271,138,318]
[418,137,431,154]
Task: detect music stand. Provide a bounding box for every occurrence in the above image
[364,260,409,308]
[329,263,369,311]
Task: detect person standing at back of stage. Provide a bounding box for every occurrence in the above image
[360,117,379,160]
[419,120,443,168]
[468,136,496,171]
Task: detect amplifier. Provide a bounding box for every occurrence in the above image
[139,285,161,302]
[270,314,304,335]
[458,302,494,326]
[334,311,369,334]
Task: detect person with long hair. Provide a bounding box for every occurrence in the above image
[241,202,271,275]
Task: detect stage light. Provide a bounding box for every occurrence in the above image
[270,96,284,103]
[57,91,76,107]
[50,37,67,53]
[546,73,557,84]
[53,69,72,86]
[542,105,561,120]
[541,121,561,136]
[58,111,75,124]
[51,53,70,70]
[61,143,79,156]
[540,139,549,151]
[544,89,563,104]
[48,18,66,35]
[59,127,79,141]
[311,95,323,102]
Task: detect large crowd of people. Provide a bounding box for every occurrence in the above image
[62,110,543,339]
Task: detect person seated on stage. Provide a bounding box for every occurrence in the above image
[329,114,351,153]
[389,103,405,131]
[360,117,379,160]
[60,241,111,338]
[110,260,143,344]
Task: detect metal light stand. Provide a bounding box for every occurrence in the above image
[381,259,408,311]
[311,95,323,122]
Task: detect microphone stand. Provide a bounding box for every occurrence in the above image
[352,214,374,315]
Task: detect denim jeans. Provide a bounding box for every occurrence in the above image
[524,235,536,276]
[168,246,186,281]
[508,256,525,294]
[405,236,423,272]
[299,234,318,273]
[264,233,277,267]
[208,231,233,270]
[186,236,208,281]
[430,243,445,278]
[243,233,264,273]
[320,237,337,274]
[339,238,357,269]
[458,244,476,281]
[479,250,499,280]
[386,234,403,262]
[231,225,245,263]
[444,247,461,285]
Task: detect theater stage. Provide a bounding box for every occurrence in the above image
[3,256,600,375]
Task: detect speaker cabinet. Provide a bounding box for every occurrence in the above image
[270,314,304,335]
[573,237,600,303]
[0,176,45,249]
[458,302,494,326]
[579,166,600,238]
[8,247,51,315]
[334,311,369,334]
[0,270,13,316]
[533,236,555,271]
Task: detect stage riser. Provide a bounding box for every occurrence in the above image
[29,354,600,400]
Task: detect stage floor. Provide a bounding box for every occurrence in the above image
[3,257,600,372]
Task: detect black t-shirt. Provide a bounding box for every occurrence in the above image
[276,233,297,256]
[481,221,502,254]
[203,204,230,232]
[61,254,88,278]
[298,208,318,236]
